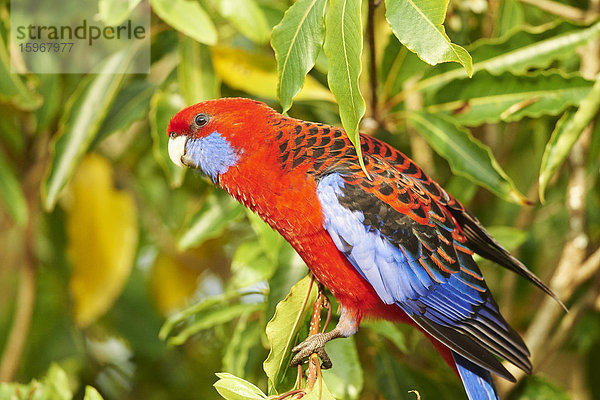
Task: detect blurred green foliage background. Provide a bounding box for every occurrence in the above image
[1,0,599,399]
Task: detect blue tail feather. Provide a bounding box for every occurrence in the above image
[453,351,499,400]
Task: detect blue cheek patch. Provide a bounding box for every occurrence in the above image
[185,131,241,181]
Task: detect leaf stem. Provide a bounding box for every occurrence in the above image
[276,388,305,400]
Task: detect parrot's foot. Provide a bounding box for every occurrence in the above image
[290,307,360,370]
[290,332,334,369]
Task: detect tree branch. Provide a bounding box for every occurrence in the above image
[518,0,599,23]
[0,165,43,382]
[574,246,600,287]
[0,262,35,382]
[304,285,328,393]
[498,107,595,396]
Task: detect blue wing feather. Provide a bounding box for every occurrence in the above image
[454,352,499,400]
[317,173,435,303]
[316,172,532,385]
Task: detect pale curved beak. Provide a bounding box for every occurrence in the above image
[168,135,187,168]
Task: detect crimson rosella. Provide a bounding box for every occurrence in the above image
[167,98,562,400]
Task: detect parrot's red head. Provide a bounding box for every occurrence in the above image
[167,97,278,182]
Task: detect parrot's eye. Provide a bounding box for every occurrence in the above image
[193,113,210,128]
[169,131,176,138]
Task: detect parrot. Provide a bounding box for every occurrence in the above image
[167,97,563,400]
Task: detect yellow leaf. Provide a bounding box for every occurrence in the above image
[211,46,335,103]
[150,253,201,315]
[67,154,138,328]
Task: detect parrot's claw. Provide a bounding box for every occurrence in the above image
[290,333,333,369]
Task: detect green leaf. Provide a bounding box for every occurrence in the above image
[0,149,27,226]
[407,112,528,204]
[162,294,264,346]
[99,0,142,25]
[474,22,600,75]
[539,76,600,201]
[35,73,61,132]
[494,0,524,38]
[324,0,367,174]
[149,85,187,188]
[485,226,529,250]
[150,0,217,45]
[301,374,336,400]
[217,0,270,44]
[414,21,600,94]
[169,302,263,345]
[271,0,327,113]
[380,33,428,101]
[0,106,23,154]
[587,113,600,176]
[42,50,135,211]
[385,0,473,76]
[426,71,594,126]
[214,373,267,400]
[363,320,408,353]
[222,316,262,377]
[263,275,317,392]
[177,191,245,251]
[231,240,277,288]
[97,80,155,139]
[266,243,309,322]
[0,29,41,110]
[178,36,220,105]
[518,376,571,400]
[83,386,105,400]
[245,209,282,264]
[160,291,238,340]
[0,364,77,400]
[322,336,363,400]
[43,364,73,400]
